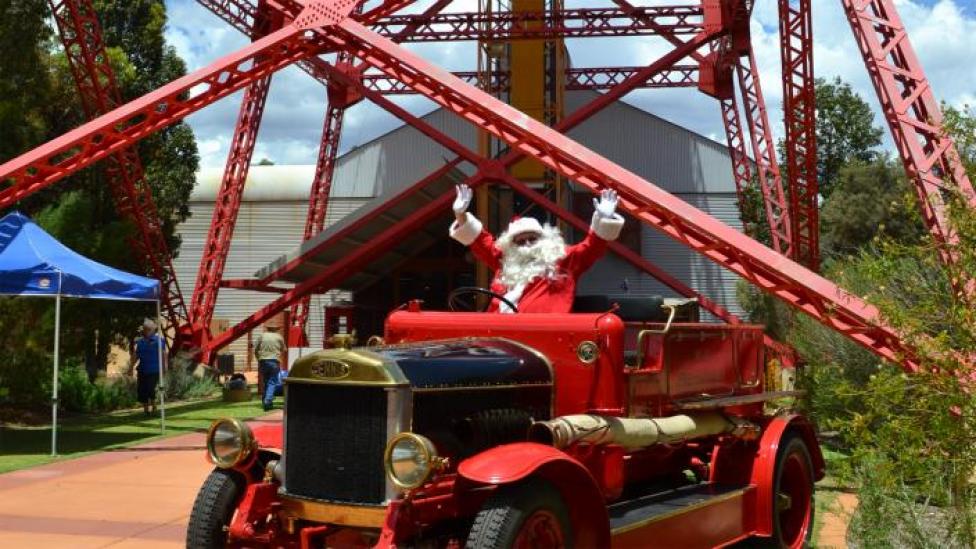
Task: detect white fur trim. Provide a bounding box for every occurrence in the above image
[449,213,483,246]
[506,217,543,238]
[591,212,625,241]
[500,283,525,314]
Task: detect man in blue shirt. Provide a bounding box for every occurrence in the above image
[130,318,167,416]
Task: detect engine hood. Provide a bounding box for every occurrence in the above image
[287,338,552,389]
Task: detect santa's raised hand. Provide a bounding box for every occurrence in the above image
[593,188,619,218]
[453,184,473,224]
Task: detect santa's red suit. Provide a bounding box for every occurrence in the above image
[449,212,624,313]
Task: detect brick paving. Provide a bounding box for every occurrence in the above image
[0,412,280,548]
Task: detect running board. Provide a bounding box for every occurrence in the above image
[610,483,754,548]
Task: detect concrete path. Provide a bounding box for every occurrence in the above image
[0,412,280,548]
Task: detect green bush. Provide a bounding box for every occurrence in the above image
[163,366,219,401]
[58,363,136,413]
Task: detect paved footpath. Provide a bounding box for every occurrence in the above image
[0,412,280,548]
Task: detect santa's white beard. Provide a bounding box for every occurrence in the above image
[497,225,567,289]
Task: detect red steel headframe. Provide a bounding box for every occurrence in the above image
[9,0,973,378]
[779,0,818,271]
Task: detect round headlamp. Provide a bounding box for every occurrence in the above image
[384,432,439,490]
[206,418,255,468]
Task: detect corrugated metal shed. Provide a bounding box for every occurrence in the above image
[176,92,748,366]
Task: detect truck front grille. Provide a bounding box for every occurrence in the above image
[284,383,389,504]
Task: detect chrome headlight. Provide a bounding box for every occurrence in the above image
[207,418,255,468]
[384,432,439,490]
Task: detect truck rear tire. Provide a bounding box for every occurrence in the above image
[762,433,815,548]
[466,479,572,549]
[186,469,244,549]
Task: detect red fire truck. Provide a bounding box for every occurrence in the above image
[187,293,822,548]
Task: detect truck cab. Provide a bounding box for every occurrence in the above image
[188,298,823,549]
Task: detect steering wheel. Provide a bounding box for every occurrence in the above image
[448,287,519,313]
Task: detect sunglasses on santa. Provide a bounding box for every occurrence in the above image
[512,232,540,247]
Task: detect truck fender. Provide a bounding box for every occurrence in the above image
[750,414,825,536]
[251,423,282,450]
[458,443,610,548]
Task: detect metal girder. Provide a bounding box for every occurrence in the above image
[720,95,755,214]
[370,5,703,41]
[358,65,699,94]
[323,19,924,372]
[734,52,792,257]
[841,0,976,278]
[47,0,189,340]
[189,76,274,342]
[206,31,720,351]
[779,0,819,270]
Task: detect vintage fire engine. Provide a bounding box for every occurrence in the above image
[187,293,823,548]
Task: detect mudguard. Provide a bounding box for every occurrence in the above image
[458,443,611,548]
[252,423,283,449]
[750,414,825,536]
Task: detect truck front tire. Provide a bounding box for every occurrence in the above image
[763,433,815,548]
[186,469,244,549]
[466,479,572,549]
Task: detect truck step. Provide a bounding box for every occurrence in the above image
[609,483,750,536]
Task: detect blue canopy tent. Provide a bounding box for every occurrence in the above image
[0,212,165,455]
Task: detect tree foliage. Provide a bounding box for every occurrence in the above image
[815,77,884,198]
[0,1,198,406]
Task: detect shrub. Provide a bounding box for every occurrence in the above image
[58,363,136,413]
[163,366,219,401]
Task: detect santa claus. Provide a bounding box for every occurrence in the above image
[449,183,625,313]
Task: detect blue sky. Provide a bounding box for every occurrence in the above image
[163,0,976,169]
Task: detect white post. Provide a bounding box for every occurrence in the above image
[157,300,165,434]
[51,277,62,457]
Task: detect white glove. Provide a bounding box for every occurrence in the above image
[453,184,473,216]
[593,188,619,218]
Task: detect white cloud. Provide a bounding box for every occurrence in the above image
[163,0,976,169]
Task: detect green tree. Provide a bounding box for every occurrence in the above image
[815,77,884,198]
[819,158,925,257]
[0,1,198,405]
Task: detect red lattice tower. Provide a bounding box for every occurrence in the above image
[5,0,971,377]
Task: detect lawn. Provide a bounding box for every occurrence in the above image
[0,393,280,474]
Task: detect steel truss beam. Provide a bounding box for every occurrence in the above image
[779,0,818,270]
[358,65,699,94]
[189,3,281,346]
[734,52,792,256]
[47,0,189,340]
[323,19,923,371]
[841,0,976,281]
[208,25,721,352]
[370,5,702,41]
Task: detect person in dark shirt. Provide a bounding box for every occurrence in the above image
[129,318,167,416]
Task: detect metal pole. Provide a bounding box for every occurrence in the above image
[51,274,62,456]
[157,299,165,434]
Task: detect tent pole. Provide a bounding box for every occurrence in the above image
[157,300,165,434]
[51,276,62,457]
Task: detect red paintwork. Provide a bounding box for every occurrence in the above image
[612,487,755,549]
[387,311,626,415]
[252,423,283,450]
[841,0,976,277]
[227,482,279,543]
[779,0,819,271]
[457,443,588,485]
[749,414,824,538]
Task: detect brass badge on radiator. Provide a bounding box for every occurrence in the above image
[310,359,351,380]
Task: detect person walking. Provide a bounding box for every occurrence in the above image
[255,324,286,411]
[129,318,166,416]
